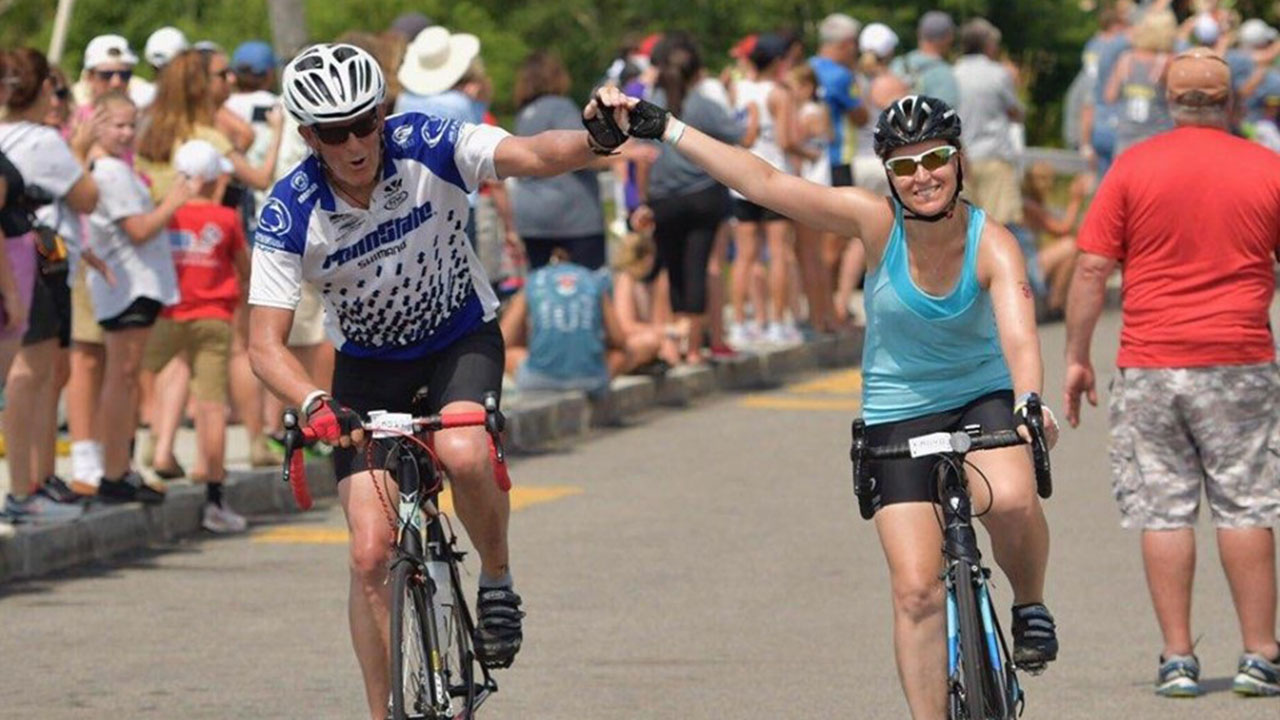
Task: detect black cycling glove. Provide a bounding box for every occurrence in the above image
[582,93,627,155]
[626,99,671,140]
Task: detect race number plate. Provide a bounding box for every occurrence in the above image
[366,411,415,439]
[908,432,954,458]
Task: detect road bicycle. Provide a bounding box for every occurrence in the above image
[281,390,512,720]
[850,396,1052,720]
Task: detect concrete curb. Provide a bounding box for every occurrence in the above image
[0,330,863,584]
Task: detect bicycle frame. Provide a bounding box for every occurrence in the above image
[387,439,498,717]
[937,463,1021,717]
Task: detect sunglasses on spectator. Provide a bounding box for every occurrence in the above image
[52,86,69,100]
[213,68,234,81]
[93,69,132,82]
[312,111,379,145]
[884,146,958,178]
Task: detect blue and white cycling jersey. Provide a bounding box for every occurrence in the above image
[249,113,506,360]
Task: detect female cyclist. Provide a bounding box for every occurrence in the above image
[598,93,1061,719]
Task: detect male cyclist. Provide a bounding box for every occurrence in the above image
[595,91,1061,719]
[247,44,630,719]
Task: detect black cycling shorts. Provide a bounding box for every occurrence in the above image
[731,198,786,223]
[330,318,504,482]
[99,297,163,332]
[864,390,1016,513]
[23,268,70,347]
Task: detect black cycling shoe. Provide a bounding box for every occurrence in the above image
[1012,603,1059,673]
[475,586,524,669]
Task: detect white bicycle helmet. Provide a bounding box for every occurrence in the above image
[282,43,386,126]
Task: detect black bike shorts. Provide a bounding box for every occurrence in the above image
[863,390,1016,512]
[99,297,163,332]
[330,319,504,482]
[731,198,786,223]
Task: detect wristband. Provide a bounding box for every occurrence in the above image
[662,118,687,146]
[301,389,329,421]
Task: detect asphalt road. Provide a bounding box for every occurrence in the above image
[1,307,1272,719]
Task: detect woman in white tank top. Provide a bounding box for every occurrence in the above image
[727,33,817,347]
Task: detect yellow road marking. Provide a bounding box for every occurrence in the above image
[784,369,863,395]
[739,369,863,412]
[738,396,862,412]
[253,485,583,544]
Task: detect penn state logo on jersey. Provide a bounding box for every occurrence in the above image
[255,197,293,250]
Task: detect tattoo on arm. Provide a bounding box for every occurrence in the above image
[1019,282,1033,299]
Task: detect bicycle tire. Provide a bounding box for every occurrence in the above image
[436,562,478,718]
[954,561,997,720]
[390,561,433,720]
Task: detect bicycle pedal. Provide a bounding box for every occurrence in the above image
[1017,661,1047,676]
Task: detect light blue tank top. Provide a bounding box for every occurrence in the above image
[860,201,1012,425]
[523,262,609,388]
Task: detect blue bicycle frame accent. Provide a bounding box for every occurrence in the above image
[947,586,960,674]
[978,583,1003,676]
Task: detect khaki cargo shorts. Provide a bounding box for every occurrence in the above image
[1108,364,1280,530]
[142,317,232,403]
[69,263,104,345]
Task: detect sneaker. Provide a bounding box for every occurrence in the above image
[1156,654,1201,697]
[202,502,248,534]
[3,492,84,524]
[475,586,525,669]
[727,322,760,349]
[1234,650,1280,697]
[38,475,82,505]
[764,322,802,346]
[249,434,283,467]
[97,472,166,505]
[1012,603,1059,672]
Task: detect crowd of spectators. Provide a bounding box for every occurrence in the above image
[0,1,1278,535]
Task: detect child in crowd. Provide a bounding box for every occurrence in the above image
[1020,163,1092,314]
[612,231,681,368]
[142,139,249,533]
[500,248,658,394]
[85,90,194,503]
[787,62,838,335]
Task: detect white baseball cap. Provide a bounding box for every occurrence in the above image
[145,26,189,68]
[1192,14,1220,45]
[1239,19,1279,49]
[84,34,139,70]
[860,23,900,59]
[173,140,232,182]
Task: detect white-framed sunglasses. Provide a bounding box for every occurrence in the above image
[884,145,959,178]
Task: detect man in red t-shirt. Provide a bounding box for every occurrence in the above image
[1065,48,1280,698]
[141,140,251,534]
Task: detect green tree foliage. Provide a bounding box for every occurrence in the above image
[3,0,1278,145]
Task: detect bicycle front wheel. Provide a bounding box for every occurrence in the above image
[390,561,433,720]
[953,561,998,720]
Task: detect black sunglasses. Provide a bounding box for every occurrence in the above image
[53,86,69,100]
[313,111,380,145]
[93,69,132,82]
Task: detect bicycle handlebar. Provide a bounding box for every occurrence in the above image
[849,396,1053,520]
[280,391,511,511]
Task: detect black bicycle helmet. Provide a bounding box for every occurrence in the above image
[873,95,963,159]
[874,95,966,222]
